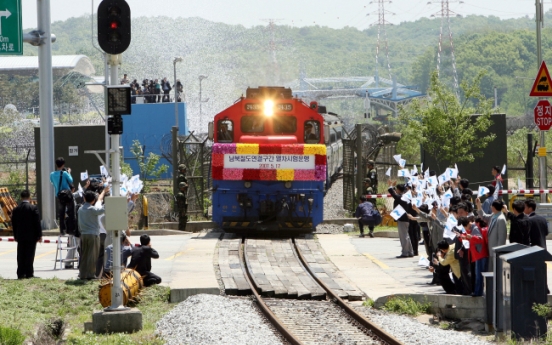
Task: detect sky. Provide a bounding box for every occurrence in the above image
[21,0,540,30]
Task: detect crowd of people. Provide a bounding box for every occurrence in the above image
[120,74,184,104]
[12,157,162,286]
[358,164,548,297]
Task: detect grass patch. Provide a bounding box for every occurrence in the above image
[363,298,375,308]
[0,278,174,344]
[0,325,25,345]
[382,296,432,316]
[345,225,398,236]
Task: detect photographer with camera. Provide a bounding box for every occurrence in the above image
[49,157,75,235]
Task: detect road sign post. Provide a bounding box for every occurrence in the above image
[534,100,552,131]
[0,0,22,55]
[529,59,552,198]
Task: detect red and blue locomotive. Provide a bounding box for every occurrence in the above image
[209,86,343,232]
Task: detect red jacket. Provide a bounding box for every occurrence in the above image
[463,225,489,262]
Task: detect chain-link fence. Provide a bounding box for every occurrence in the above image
[0,146,36,200]
[178,133,212,215]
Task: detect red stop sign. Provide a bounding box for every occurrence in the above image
[535,100,552,131]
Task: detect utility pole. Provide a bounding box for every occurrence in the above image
[37,0,56,229]
[199,75,209,131]
[536,0,547,202]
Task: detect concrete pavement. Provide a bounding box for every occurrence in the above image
[0,230,221,303]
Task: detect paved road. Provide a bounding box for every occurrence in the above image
[0,231,219,286]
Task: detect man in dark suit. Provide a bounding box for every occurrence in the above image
[127,234,161,287]
[524,199,549,249]
[12,190,42,279]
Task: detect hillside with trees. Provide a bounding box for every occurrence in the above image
[9,11,552,119]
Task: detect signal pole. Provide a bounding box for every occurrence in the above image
[536,0,547,202]
[37,0,56,229]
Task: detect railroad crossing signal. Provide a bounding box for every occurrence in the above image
[0,0,22,55]
[534,99,552,131]
[530,61,552,97]
[97,0,131,55]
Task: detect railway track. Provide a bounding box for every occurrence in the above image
[237,236,403,345]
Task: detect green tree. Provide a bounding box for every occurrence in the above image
[397,71,496,171]
[130,140,168,193]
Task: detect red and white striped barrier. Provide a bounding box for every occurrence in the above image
[0,238,68,244]
[365,189,552,199]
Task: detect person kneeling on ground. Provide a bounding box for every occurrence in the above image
[355,196,377,238]
[127,234,161,286]
[104,229,133,278]
[435,239,463,294]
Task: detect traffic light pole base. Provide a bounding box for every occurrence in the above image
[92,307,142,334]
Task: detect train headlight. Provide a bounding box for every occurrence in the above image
[284,181,292,189]
[263,100,274,116]
[244,181,252,188]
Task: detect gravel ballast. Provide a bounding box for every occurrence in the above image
[359,307,491,345]
[323,178,348,219]
[156,294,284,345]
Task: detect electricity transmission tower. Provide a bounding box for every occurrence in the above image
[429,0,462,92]
[368,0,394,83]
[261,19,283,85]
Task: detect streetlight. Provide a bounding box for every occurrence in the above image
[199,74,209,131]
[173,57,183,127]
[172,56,182,210]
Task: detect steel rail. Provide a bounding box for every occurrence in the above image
[238,238,304,345]
[292,238,404,345]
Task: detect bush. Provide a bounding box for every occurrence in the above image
[382,296,432,316]
[0,326,25,345]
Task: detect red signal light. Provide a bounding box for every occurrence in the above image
[110,21,118,29]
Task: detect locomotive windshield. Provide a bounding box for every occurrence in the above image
[273,115,296,134]
[217,119,234,142]
[304,120,320,143]
[241,116,265,133]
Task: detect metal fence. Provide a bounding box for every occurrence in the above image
[178,133,212,215]
[0,145,36,199]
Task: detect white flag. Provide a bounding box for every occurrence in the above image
[401,190,413,202]
[424,168,430,179]
[428,176,438,186]
[477,186,490,197]
[462,240,470,249]
[501,164,507,175]
[398,169,411,178]
[100,165,108,177]
[438,173,449,185]
[399,159,407,168]
[385,167,392,176]
[78,183,83,197]
[393,154,402,164]
[445,167,458,179]
[80,171,88,181]
[418,256,430,267]
[411,165,418,176]
[390,205,407,220]
[443,188,454,199]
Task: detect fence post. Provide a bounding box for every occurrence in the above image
[355,124,363,207]
[26,149,31,192]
